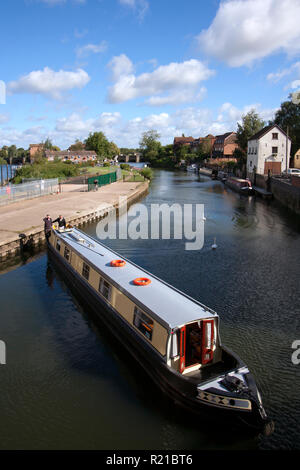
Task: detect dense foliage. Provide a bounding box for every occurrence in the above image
[236,110,265,156]
[84,132,120,159]
[271,99,300,155]
[139,167,153,180]
[13,161,80,183]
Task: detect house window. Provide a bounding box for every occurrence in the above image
[272,147,278,154]
[64,246,70,261]
[82,262,90,280]
[133,307,154,341]
[250,161,252,167]
[99,278,111,301]
[56,239,61,251]
[272,133,278,139]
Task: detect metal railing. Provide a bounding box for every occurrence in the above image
[87,172,117,191]
[0,178,59,206]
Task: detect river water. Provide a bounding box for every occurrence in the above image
[0,170,299,450]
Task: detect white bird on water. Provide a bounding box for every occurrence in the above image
[211,237,217,249]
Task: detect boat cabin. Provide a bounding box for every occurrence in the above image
[49,227,222,375]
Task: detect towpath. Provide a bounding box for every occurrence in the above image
[0,181,148,259]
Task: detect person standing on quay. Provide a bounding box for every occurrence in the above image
[43,214,52,243]
[53,215,66,228]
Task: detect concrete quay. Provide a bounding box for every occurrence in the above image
[0,180,149,261]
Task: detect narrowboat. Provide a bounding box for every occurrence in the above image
[217,171,228,183]
[225,177,254,195]
[48,226,272,434]
[186,164,197,172]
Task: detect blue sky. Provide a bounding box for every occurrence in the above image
[1,0,300,149]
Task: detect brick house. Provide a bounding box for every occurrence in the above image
[173,136,195,151]
[212,132,239,158]
[294,149,300,169]
[246,124,291,176]
[191,134,215,156]
[29,144,45,162]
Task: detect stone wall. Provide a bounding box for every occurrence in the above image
[271,177,300,215]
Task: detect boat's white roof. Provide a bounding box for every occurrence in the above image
[57,228,217,330]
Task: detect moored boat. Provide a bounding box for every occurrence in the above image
[48,226,272,434]
[225,177,254,195]
[217,171,228,182]
[186,164,197,172]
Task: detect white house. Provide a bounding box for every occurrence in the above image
[247,124,291,176]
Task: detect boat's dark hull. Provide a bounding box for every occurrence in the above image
[225,180,254,195]
[48,243,270,434]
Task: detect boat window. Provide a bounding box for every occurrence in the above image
[133,307,153,341]
[171,330,179,357]
[64,246,70,261]
[99,278,111,301]
[82,262,90,280]
[56,239,61,252]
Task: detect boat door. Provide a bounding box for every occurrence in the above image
[179,326,186,373]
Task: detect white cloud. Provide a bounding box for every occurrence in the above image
[108,54,135,81]
[0,114,10,124]
[197,0,300,67]
[290,80,300,89]
[216,102,277,127]
[145,87,207,107]
[107,56,215,105]
[0,103,277,149]
[76,41,107,57]
[7,67,90,100]
[119,0,149,21]
[267,61,300,90]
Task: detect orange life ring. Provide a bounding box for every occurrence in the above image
[133,277,151,286]
[110,259,126,267]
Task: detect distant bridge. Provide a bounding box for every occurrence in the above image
[118,153,141,163]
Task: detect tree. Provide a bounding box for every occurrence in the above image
[236,110,265,156]
[68,140,85,151]
[271,98,300,156]
[197,139,213,159]
[43,138,54,150]
[139,130,161,163]
[108,141,120,158]
[85,132,112,159]
[8,145,17,162]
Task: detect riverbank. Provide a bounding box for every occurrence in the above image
[0,180,149,261]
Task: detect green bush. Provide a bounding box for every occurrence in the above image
[140,167,153,180]
[120,163,131,170]
[13,161,80,183]
[103,162,111,167]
